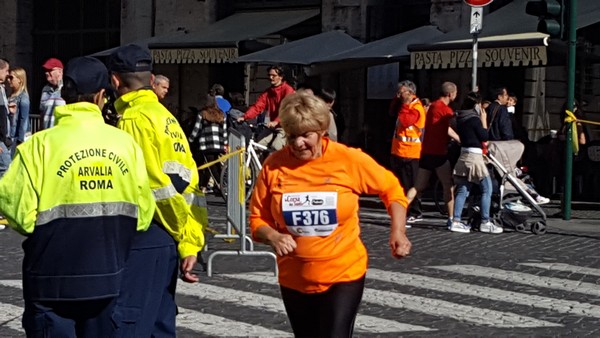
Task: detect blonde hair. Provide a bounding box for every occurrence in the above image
[9,67,28,96]
[279,92,330,136]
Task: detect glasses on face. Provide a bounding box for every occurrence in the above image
[268,73,280,78]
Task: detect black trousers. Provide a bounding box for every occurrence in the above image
[280,275,365,338]
[199,151,223,188]
[390,155,422,217]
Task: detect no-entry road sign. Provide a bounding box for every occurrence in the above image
[464,0,493,7]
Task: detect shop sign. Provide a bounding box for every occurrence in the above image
[411,45,547,69]
[152,48,239,64]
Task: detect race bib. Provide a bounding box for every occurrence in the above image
[282,192,338,237]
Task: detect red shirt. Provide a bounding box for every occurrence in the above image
[244,82,295,122]
[421,99,454,156]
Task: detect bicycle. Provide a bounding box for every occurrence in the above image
[219,121,275,202]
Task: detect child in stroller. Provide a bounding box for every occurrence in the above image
[481,140,548,234]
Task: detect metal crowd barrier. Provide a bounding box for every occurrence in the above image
[206,128,278,276]
[28,114,42,136]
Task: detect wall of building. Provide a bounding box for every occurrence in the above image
[121,0,217,43]
[0,0,33,82]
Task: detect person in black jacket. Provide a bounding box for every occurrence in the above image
[450,91,503,234]
[0,58,12,178]
[486,86,514,141]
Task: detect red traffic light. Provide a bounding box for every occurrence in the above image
[464,0,494,7]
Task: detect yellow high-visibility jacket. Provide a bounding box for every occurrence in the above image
[0,102,155,301]
[115,89,207,258]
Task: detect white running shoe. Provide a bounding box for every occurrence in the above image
[480,220,503,234]
[535,195,550,205]
[449,221,471,233]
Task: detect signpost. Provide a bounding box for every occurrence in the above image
[464,0,493,92]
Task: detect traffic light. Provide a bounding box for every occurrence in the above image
[526,0,563,38]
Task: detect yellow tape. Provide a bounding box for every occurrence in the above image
[564,110,579,154]
[564,110,600,154]
[238,150,245,205]
[197,148,245,170]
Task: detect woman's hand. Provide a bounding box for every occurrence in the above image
[268,233,297,256]
[389,231,412,259]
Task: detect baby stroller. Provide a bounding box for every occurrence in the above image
[484,140,548,235]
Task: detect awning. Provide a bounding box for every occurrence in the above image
[410,32,549,69]
[233,30,362,65]
[148,9,320,64]
[408,0,600,69]
[300,26,442,75]
[318,26,442,62]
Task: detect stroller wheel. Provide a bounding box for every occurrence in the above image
[515,223,527,233]
[531,221,547,235]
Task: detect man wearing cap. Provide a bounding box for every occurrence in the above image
[0,56,155,337]
[40,57,66,129]
[108,44,207,337]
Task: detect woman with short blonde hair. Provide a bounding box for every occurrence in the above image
[249,91,411,337]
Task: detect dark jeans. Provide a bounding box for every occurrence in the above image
[390,155,422,217]
[23,298,116,338]
[113,224,178,338]
[280,276,365,338]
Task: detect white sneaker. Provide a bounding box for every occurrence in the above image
[535,196,550,205]
[449,221,471,233]
[0,224,5,230]
[480,220,503,234]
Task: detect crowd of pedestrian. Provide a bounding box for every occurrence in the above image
[0,43,581,337]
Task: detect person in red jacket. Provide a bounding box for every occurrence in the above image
[237,65,294,150]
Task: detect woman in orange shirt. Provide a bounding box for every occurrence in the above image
[249,92,412,337]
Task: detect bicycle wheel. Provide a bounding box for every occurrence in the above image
[219,161,230,202]
[219,161,258,203]
[244,161,259,202]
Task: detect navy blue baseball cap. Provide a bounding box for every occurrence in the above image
[108,44,153,73]
[64,56,109,94]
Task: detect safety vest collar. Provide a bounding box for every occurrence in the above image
[114,89,158,115]
[54,102,104,125]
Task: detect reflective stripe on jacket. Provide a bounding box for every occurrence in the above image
[391,99,426,159]
[115,89,207,258]
[0,102,155,301]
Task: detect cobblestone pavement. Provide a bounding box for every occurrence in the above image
[0,195,600,337]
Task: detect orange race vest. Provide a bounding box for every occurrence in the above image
[391,98,426,159]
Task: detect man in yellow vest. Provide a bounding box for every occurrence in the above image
[108,44,208,337]
[389,80,426,225]
[0,56,155,337]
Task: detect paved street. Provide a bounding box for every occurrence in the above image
[1,195,600,337]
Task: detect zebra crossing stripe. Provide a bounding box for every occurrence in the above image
[222,272,558,328]
[368,268,600,318]
[176,307,292,337]
[519,262,600,277]
[178,278,433,333]
[0,280,291,337]
[0,302,24,333]
[363,288,560,328]
[430,265,600,297]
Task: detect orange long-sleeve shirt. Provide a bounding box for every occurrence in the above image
[249,138,407,293]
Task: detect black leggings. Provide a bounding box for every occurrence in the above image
[280,275,365,338]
